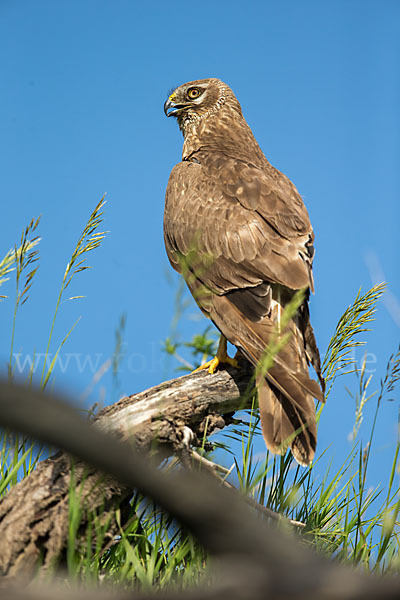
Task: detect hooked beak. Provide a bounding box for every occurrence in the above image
[164,97,187,118]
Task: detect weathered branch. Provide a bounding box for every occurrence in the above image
[0,379,399,599]
[0,363,254,580]
[95,360,254,444]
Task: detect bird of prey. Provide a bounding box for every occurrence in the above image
[163,78,324,465]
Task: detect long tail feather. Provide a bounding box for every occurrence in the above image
[210,293,323,465]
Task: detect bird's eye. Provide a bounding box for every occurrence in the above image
[187,87,201,100]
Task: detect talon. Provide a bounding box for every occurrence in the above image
[192,336,239,375]
[192,356,220,374]
[207,356,220,374]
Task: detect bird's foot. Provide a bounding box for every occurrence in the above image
[192,336,239,374]
[192,355,239,375]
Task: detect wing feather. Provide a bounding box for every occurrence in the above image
[164,159,313,293]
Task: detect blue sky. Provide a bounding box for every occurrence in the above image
[0,1,399,485]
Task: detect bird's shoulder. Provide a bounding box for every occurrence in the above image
[193,152,312,239]
[167,150,313,242]
[164,153,314,292]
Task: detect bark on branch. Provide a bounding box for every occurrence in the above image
[0,378,399,599]
[0,363,254,580]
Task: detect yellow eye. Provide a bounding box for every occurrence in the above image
[187,87,201,99]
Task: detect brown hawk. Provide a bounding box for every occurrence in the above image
[163,78,324,465]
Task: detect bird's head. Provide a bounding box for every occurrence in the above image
[164,78,241,132]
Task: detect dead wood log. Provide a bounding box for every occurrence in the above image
[0,363,254,580]
[0,378,400,599]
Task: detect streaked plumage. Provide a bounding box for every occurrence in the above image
[163,78,324,465]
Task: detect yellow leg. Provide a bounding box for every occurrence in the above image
[192,335,239,374]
